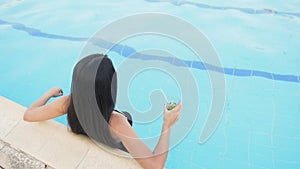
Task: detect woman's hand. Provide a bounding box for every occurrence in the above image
[46,87,63,98]
[163,102,182,129]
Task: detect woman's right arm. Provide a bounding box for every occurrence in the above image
[110,102,182,169]
[23,87,69,122]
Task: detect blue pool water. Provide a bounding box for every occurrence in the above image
[1,0,300,168]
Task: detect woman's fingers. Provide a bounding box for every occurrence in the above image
[50,87,63,97]
[163,101,182,127]
[163,104,168,112]
[58,89,63,96]
[173,101,182,112]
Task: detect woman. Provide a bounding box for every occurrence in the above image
[23,53,182,169]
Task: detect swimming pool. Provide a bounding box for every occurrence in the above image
[1,0,300,168]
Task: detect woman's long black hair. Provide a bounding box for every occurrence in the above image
[67,53,118,148]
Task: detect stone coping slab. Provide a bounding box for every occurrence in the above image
[0,96,142,169]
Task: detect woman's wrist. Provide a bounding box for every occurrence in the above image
[162,122,171,132]
[45,87,63,98]
[44,91,54,99]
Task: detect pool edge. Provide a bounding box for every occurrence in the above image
[0,96,142,169]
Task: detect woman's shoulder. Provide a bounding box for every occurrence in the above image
[110,111,127,126]
[109,111,131,140]
[110,111,132,131]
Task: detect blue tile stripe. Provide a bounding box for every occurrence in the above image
[1,19,299,83]
[0,19,88,41]
[145,0,300,18]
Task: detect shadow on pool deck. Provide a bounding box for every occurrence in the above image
[0,96,142,169]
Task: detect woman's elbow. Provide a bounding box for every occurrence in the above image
[136,157,165,169]
[145,158,165,169]
[23,110,33,122]
[23,113,30,122]
[147,163,164,169]
[154,161,165,169]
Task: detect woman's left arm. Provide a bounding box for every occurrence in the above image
[23,87,69,122]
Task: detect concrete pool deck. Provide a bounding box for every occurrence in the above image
[0,96,142,169]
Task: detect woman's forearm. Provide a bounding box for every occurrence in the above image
[152,123,172,168]
[28,87,63,109]
[28,92,52,109]
[150,103,181,168]
[24,87,65,122]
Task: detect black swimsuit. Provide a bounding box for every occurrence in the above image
[113,110,133,152]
